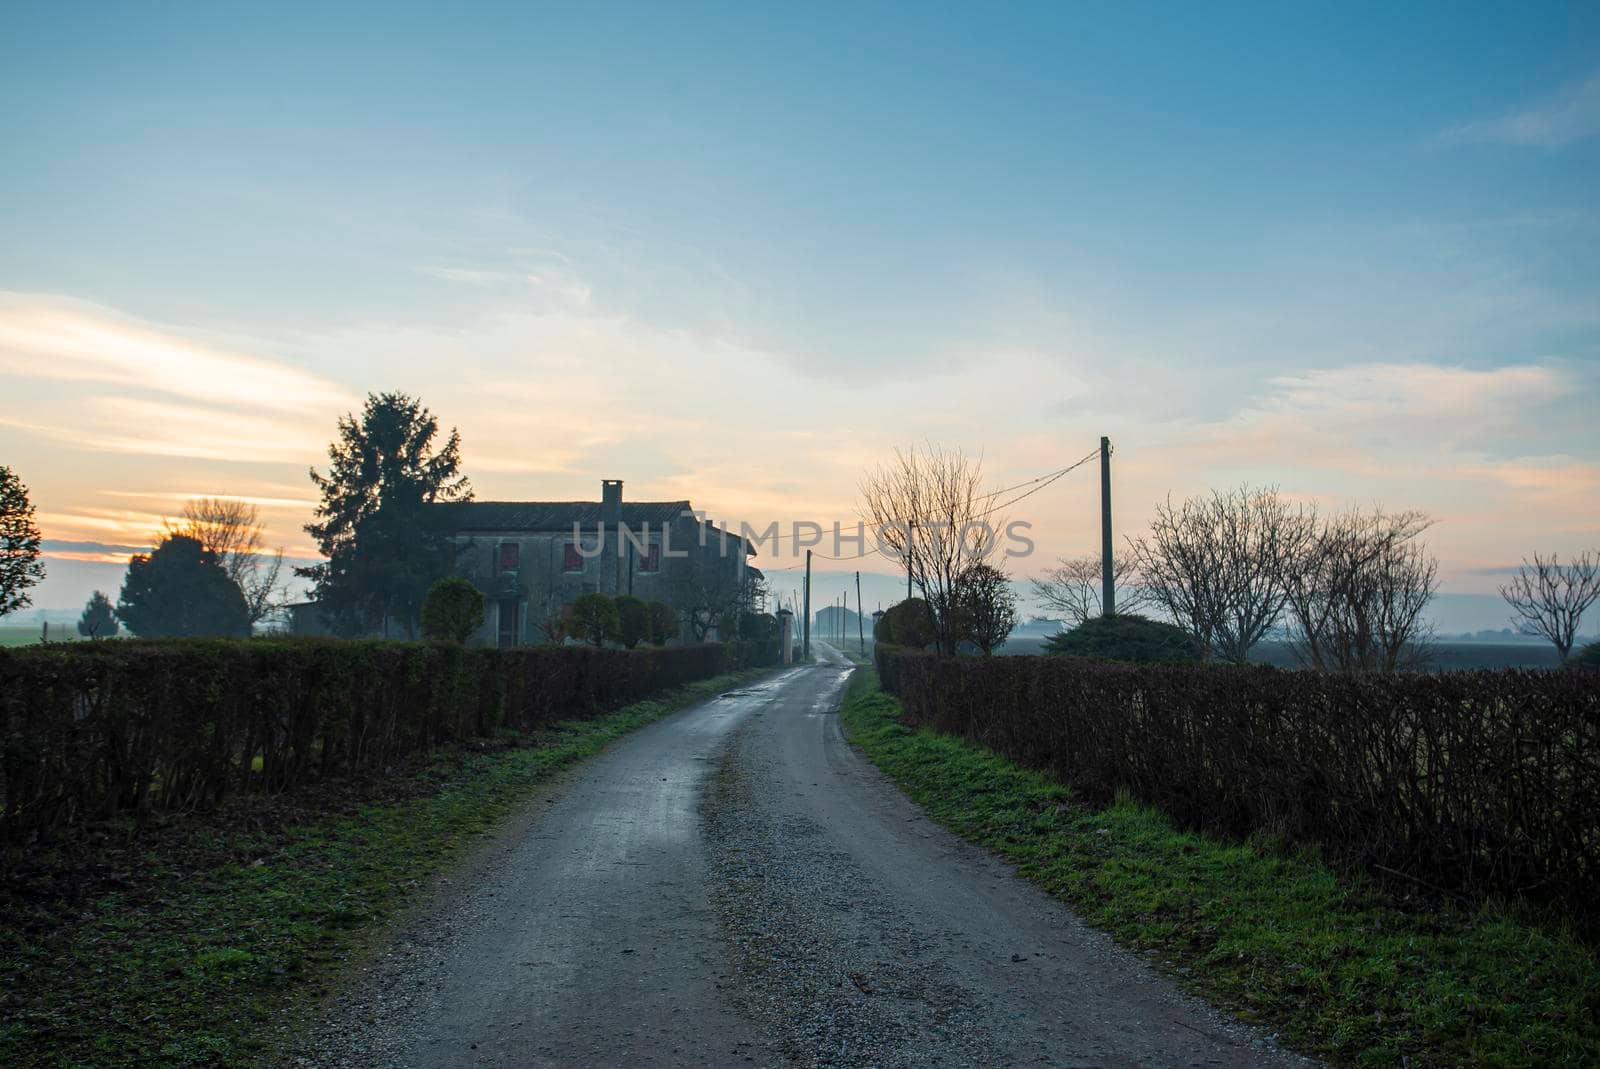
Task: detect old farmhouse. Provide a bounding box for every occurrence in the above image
[433,479,756,647]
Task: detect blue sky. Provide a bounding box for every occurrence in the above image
[2,3,1597,623]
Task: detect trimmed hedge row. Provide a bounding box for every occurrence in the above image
[1,637,779,842]
[876,646,1600,920]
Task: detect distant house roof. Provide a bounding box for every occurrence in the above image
[432,500,694,532]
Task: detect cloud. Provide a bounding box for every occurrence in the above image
[1440,69,1600,148]
[0,292,350,413]
[2,397,328,463]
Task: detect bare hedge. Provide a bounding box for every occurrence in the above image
[876,647,1600,918]
[1,637,777,843]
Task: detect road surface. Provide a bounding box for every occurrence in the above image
[299,643,1306,1067]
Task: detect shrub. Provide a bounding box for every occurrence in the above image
[874,648,1600,923]
[0,638,739,843]
[1042,613,1198,663]
[648,600,679,645]
[570,593,619,647]
[420,578,486,643]
[875,598,935,649]
[1574,641,1600,672]
[614,595,650,649]
[737,611,779,642]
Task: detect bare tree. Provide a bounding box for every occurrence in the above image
[859,444,1004,656]
[167,497,285,627]
[1128,485,1315,664]
[1500,551,1600,662]
[672,560,763,642]
[955,561,1018,655]
[1284,508,1438,672]
[1030,555,1151,625]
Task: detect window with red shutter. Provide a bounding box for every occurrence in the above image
[563,543,583,572]
[499,542,520,570]
[639,544,660,572]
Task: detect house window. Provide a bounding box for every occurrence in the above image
[638,543,660,573]
[563,542,584,572]
[499,542,520,570]
[497,598,520,647]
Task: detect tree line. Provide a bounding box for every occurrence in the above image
[861,446,1600,669]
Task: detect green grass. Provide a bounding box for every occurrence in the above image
[0,666,777,1068]
[0,625,86,647]
[839,667,1600,1067]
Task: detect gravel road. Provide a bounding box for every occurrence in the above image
[296,643,1309,1067]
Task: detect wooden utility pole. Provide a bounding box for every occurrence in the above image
[906,519,914,603]
[803,549,812,660]
[855,571,864,653]
[1100,435,1115,617]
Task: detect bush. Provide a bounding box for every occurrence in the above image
[570,593,619,647]
[736,611,778,642]
[1042,613,1197,663]
[1574,641,1600,672]
[614,595,650,649]
[874,647,1600,922]
[420,578,486,643]
[874,598,935,649]
[0,638,742,844]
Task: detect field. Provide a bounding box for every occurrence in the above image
[997,634,1564,669]
[0,626,85,648]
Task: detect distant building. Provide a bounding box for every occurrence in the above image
[433,479,755,647]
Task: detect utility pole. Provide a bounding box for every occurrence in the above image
[855,571,865,654]
[1100,435,1115,617]
[906,519,914,603]
[803,549,812,660]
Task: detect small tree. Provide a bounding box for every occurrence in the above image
[570,593,620,647]
[614,595,650,649]
[117,535,251,638]
[648,600,679,645]
[1284,507,1438,672]
[859,443,1006,656]
[77,591,119,639]
[528,592,571,645]
[955,562,1017,655]
[1030,555,1151,625]
[0,465,45,618]
[167,497,286,627]
[1128,485,1315,664]
[1500,551,1600,662]
[420,577,486,643]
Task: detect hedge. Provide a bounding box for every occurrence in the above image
[875,646,1600,922]
[1,637,780,843]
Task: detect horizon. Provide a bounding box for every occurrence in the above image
[3,4,1598,628]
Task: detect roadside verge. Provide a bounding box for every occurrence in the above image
[0,666,780,1069]
[838,666,1600,1066]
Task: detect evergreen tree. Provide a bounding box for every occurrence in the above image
[299,393,472,636]
[77,590,119,638]
[0,465,45,618]
[117,536,251,638]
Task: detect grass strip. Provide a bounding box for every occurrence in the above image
[0,666,777,1068]
[838,666,1600,1067]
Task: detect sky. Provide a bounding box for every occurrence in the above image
[2,3,1598,628]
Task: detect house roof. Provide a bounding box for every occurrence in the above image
[432,499,694,531]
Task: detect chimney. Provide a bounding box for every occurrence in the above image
[601,479,623,528]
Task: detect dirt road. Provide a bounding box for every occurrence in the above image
[300,644,1305,1067]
